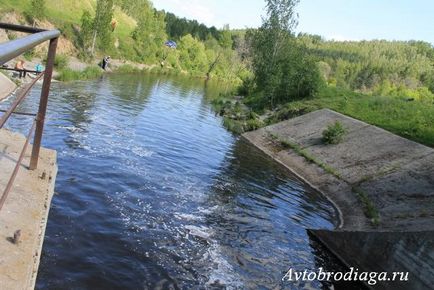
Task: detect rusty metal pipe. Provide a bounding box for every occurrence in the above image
[0,109,36,116]
[29,37,58,170]
[0,120,36,211]
[0,72,44,129]
[0,22,47,33]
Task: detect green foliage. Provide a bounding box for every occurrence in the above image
[27,0,46,22]
[23,49,36,61]
[267,86,434,147]
[57,66,103,82]
[219,25,233,49]
[352,187,380,226]
[298,34,434,96]
[249,0,322,108]
[269,133,342,178]
[53,54,69,69]
[132,6,167,63]
[93,0,114,53]
[114,64,142,73]
[322,121,347,144]
[164,11,220,41]
[78,11,93,53]
[178,34,208,74]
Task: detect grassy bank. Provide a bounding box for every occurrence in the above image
[216,86,434,147]
[57,66,103,81]
[271,87,434,147]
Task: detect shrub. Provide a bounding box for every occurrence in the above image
[57,66,102,82]
[53,54,69,69]
[322,121,347,144]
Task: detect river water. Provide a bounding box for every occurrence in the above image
[2,74,342,289]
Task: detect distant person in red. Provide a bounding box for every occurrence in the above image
[111,19,117,32]
[15,60,26,78]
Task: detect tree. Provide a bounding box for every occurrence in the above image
[178,34,208,73]
[28,0,46,26]
[79,11,93,53]
[219,24,232,49]
[250,0,322,107]
[90,0,114,55]
[132,6,167,63]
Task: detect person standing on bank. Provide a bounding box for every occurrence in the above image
[102,56,111,70]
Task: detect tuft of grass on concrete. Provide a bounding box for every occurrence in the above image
[322,121,347,144]
[269,132,342,179]
[352,186,380,226]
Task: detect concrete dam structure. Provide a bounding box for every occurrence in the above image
[243,109,434,289]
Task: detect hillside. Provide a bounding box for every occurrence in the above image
[299,34,434,100]
[0,0,246,81]
[0,0,136,39]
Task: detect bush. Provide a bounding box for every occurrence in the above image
[322,121,347,144]
[54,54,69,69]
[57,66,103,82]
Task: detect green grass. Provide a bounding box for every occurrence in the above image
[267,86,434,147]
[269,133,342,178]
[0,0,136,47]
[322,121,347,144]
[352,187,380,226]
[57,65,102,81]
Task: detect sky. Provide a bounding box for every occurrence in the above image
[152,0,434,44]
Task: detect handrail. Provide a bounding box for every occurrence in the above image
[0,72,44,128]
[0,22,59,212]
[0,22,48,33]
[0,28,60,65]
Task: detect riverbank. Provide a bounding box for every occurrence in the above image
[216,85,434,148]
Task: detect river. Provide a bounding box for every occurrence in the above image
[2,74,343,289]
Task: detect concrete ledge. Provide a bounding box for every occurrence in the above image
[243,109,434,231]
[0,72,16,101]
[243,109,434,289]
[308,229,434,290]
[0,129,57,289]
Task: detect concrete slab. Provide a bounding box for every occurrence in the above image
[266,109,369,148]
[243,127,368,230]
[243,109,434,231]
[358,152,434,230]
[309,230,434,290]
[307,124,432,184]
[0,72,16,101]
[0,129,57,289]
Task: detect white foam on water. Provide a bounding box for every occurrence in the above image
[205,241,244,289]
[174,213,203,221]
[184,225,212,240]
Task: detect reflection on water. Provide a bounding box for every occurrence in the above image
[1,73,339,289]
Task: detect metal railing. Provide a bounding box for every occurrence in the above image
[0,22,60,211]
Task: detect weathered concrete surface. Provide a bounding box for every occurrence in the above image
[243,109,434,289]
[309,230,434,290]
[0,129,57,289]
[0,72,16,101]
[243,109,434,231]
